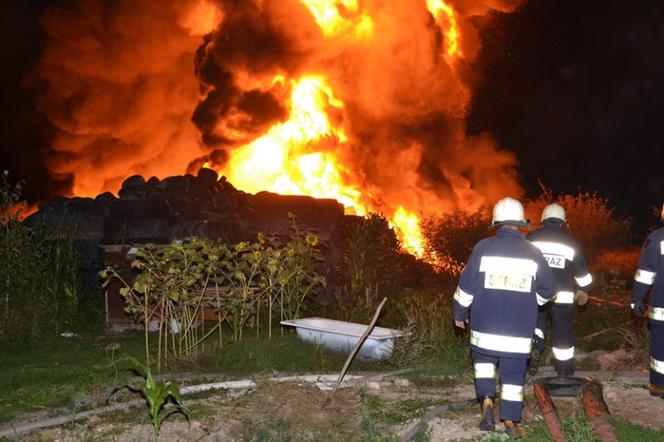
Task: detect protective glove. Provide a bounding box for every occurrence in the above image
[454,318,469,329]
[631,300,645,317]
[575,290,588,306]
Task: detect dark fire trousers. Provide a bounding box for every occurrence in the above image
[473,351,527,422]
[652,322,664,387]
[535,304,575,375]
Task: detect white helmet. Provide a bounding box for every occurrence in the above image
[492,197,528,227]
[541,203,566,222]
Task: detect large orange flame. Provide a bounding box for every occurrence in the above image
[211,75,424,255]
[221,76,358,207]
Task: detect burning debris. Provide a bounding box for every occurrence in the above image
[29,0,525,256]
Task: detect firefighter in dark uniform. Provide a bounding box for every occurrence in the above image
[632,205,664,398]
[527,203,593,376]
[453,197,558,439]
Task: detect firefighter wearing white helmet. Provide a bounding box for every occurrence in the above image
[492,197,529,226]
[526,203,593,377]
[631,203,664,398]
[453,197,558,438]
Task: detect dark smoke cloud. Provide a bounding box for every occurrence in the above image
[27,0,212,196]
[192,0,317,152]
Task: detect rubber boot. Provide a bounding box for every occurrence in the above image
[649,383,664,398]
[555,359,574,377]
[504,419,527,439]
[479,396,495,431]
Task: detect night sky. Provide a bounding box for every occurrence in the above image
[469,0,664,231]
[2,0,663,233]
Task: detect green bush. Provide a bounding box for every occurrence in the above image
[334,213,402,321]
[0,171,84,340]
[389,292,463,367]
[524,188,631,262]
[421,209,491,275]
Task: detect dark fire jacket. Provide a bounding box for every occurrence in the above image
[633,226,664,324]
[526,221,593,304]
[453,227,558,358]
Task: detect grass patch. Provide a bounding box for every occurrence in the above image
[475,415,664,442]
[194,332,357,376]
[242,418,292,442]
[0,333,146,422]
[613,419,664,441]
[0,323,467,424]
[361,392,440,425]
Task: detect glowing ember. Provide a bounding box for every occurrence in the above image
[426,0,463,58]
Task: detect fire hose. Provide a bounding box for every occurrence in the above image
[587,294,627,308]
[534,376,618,442]
[533,382,565,442]
[581,379,619,442]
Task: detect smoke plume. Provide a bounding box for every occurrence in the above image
[31,0,220,196]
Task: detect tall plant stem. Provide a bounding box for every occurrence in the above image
[144,290,150,367]
[256,297,260,338]
[268,295,273,339]
[216,285,223,349]
[184,322,221,354]
[157,299,164,370]
[169,301,176,362]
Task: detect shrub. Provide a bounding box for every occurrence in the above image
[0,171,84,340]
[590,248,640,279]
[587,248,640,297]
[524,187,632,263]
[421,209,491,275]
[334,213,402,321]
[388,291,466,369]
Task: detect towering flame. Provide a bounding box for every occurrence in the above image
[30,0,526,258]
[210,74,425,254]
[220,75,361,212]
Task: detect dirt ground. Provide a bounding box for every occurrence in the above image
[22,371,664,441]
